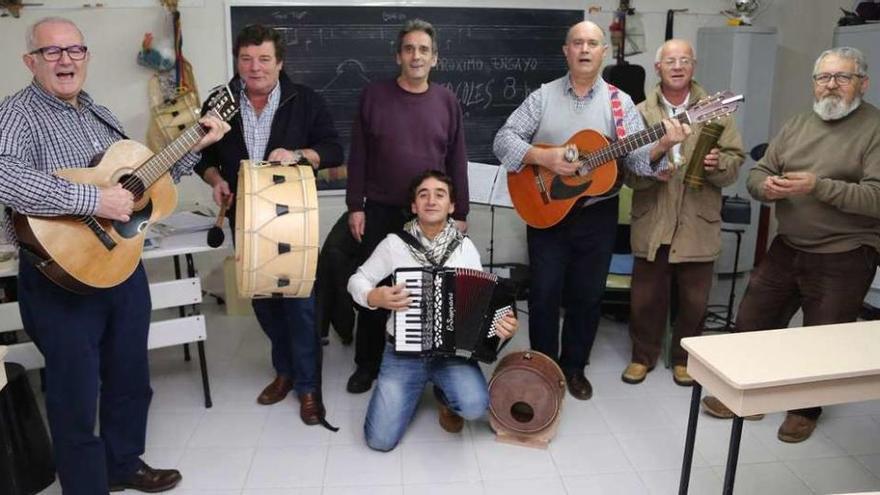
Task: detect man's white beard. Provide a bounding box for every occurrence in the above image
[813,94,861,121]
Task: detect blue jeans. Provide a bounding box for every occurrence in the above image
[526,197,619,373]
[364,343,489,451]
[252,293,319,394]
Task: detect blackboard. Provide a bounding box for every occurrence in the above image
[228,5,583,189]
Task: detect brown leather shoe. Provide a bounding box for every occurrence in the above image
[299,392,326,425]
[109,462,181,493]
[777,412,817,443]
[621,363,652,384]
[701,396,764,421]
[564,371,593,400]
[257,376,293,405]
[438,403,464,433]
[672,365,694,386]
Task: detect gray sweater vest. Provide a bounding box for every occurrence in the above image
[533,75,623,206]
[533,75,617,146]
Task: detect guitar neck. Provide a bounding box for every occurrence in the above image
[132,122,207,188]
[578,112,689,173]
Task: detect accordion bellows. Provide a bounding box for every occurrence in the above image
[393,267,516,363]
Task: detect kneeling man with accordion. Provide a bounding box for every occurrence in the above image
[348,170,519,451]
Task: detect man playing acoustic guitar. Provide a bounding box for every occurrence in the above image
[493,20,689,400]
[0,17,229,493]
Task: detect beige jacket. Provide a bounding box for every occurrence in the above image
[628,82,745,263]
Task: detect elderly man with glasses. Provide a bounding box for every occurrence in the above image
[622,39,745,387]
[0,17,229,493]
[700,47,880,443]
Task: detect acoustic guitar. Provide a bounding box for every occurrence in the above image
[14,85,238,293]
[507,91,744,229]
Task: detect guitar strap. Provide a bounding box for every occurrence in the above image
[88,107,130,141]
[604,83,628,194]
[607,83,628,140]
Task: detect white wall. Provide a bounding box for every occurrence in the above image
[0,0,853,266]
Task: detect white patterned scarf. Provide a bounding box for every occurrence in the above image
[402,218,463,267]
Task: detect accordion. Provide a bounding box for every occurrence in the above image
[392,267,516,363]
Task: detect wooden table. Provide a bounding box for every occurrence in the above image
[678,321,880,495]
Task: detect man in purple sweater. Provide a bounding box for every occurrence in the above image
[345,19,469,393]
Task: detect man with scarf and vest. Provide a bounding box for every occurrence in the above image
[622,39,744,387]
[347,170,518,451]
[493,21,689,400]
[195,24,344,425]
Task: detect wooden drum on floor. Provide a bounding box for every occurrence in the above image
[488,350,566,448]
[235,161,318,298]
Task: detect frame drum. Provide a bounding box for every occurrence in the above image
[235,161,318,298]
[488,350,566,448]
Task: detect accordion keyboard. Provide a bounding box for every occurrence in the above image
[394,269,426,353]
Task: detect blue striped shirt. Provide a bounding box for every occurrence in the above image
[240,82,281,161]
[0,82,199,243]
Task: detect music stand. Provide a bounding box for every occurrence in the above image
[467,162,514,273]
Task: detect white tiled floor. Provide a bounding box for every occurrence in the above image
[30,272,880,494]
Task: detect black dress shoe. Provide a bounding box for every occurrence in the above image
[346,367,376,394]
[109,462,182,493]
[564,371,593,400]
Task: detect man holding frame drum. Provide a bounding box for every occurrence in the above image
[195,24,344,425]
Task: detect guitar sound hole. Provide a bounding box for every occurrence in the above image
[118,174,146,201]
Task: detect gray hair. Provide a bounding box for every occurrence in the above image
[26,17,84,52]
[655,39,696,63]
[396,19,438,54]
[813,47,868,76]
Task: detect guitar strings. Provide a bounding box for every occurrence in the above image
[120,101,227,193]
[73,97,230,229]
[574,122,666,174]
[118,117,209,195]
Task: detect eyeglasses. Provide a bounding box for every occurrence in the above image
[812,72,862,86]
[29,45,88,62]
[568,39,604,50]
[661,57,694,68]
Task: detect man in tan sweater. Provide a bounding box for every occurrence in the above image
[701,47,880,443]
[623,39,744,386]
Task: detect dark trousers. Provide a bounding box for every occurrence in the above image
[630,246,714,367]
[228,214,321,395]
[736,237,879,419]
[17,259,152,494]
[252,294,319,394]
[353,202,410,374]
[527,197,619,373]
